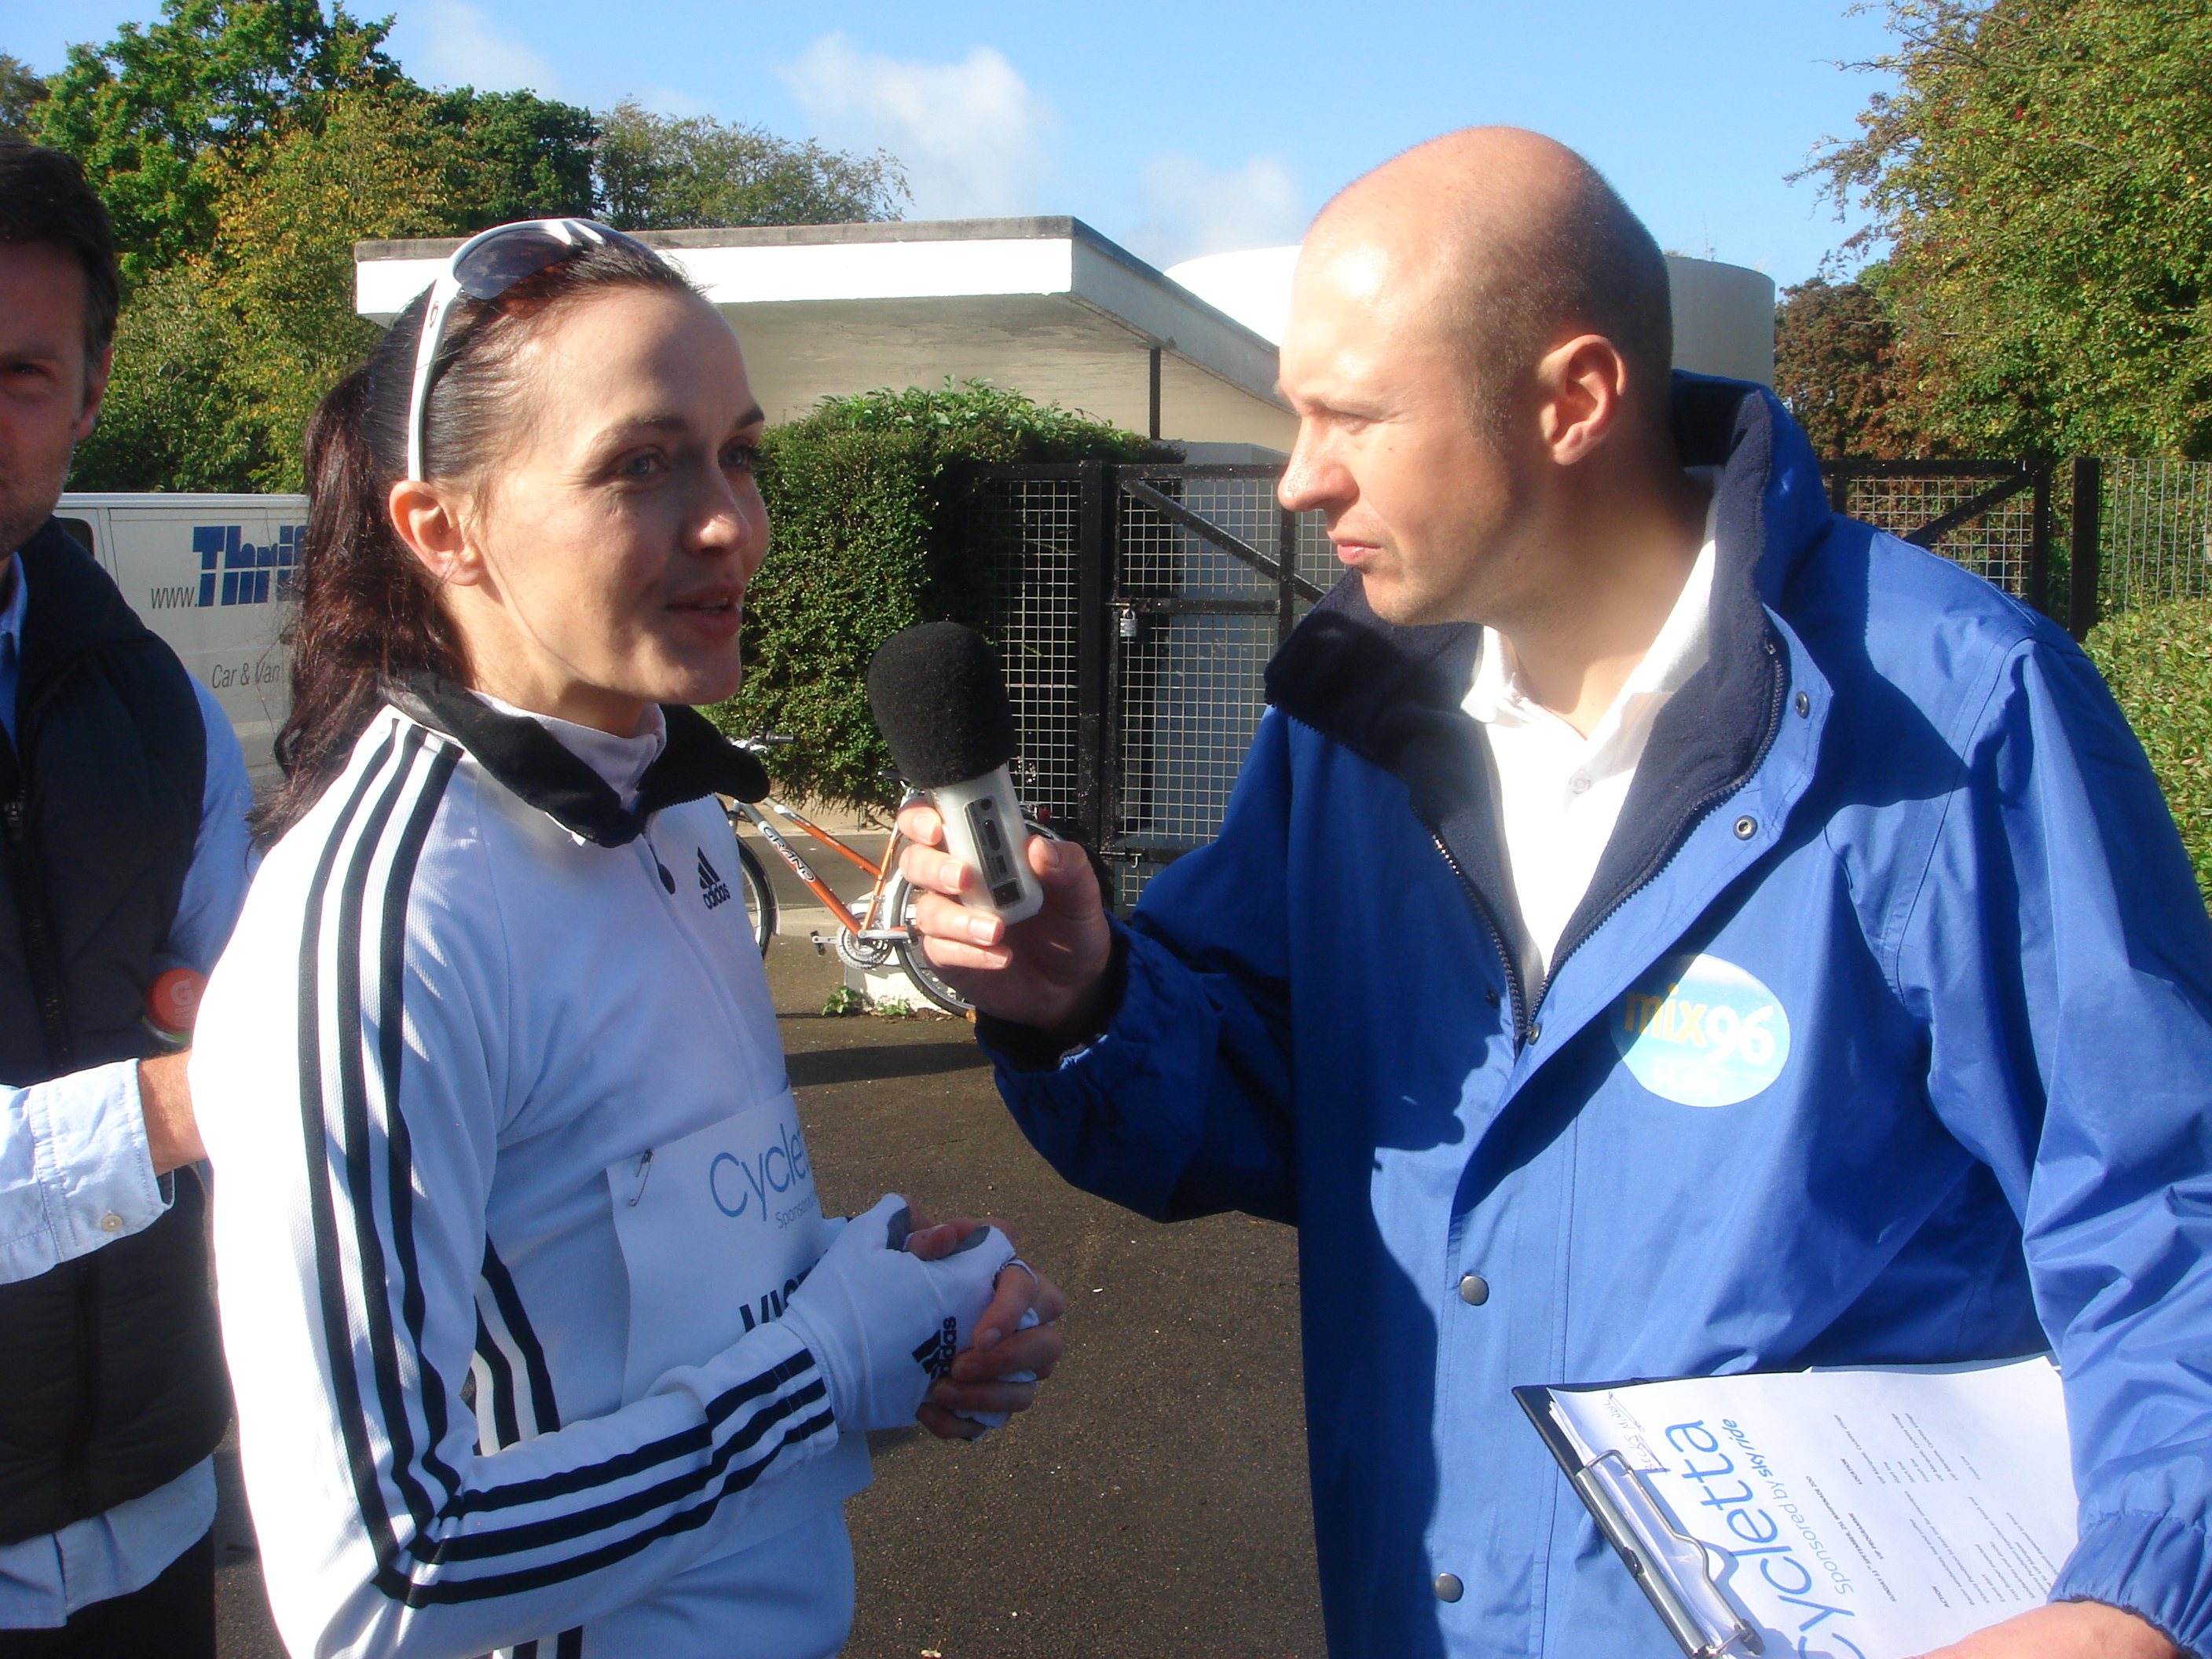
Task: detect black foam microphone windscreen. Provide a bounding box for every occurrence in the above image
[866,622,1017,789]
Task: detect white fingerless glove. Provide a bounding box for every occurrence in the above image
[781,1194,1016,1434]
[954,1305,1041,1433]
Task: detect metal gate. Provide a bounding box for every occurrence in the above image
[1817,459,2056,618]
[978,462,1331,906]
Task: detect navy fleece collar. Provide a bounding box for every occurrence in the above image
[388,672,767,847]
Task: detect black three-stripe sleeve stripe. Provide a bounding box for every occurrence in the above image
[294,718,835,1612]
[295,723,419,1585]
[474,1310,526,1455]
[481,1243,561,1437]
[332,727,463,1550]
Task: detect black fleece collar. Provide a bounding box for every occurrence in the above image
[387,672,767,847]
[1260,374,1793,1023]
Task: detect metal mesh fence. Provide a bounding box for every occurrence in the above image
[1119,471,1285,602]
[1113,470,1304,906]
[980,474,1083,826]
[978,465,1332,909]
[1295,509,1339,613]
[1109,610,1279,908]
[2101,460,2212,616]
[1834,471,2042,599]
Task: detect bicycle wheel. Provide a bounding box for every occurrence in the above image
[734,838,776,957]
[887,817,1064,1016]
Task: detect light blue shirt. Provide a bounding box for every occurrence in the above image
[0,548,256,1627]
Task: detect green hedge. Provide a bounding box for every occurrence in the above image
[708,382,1164,812]
[2086,598,2212,907]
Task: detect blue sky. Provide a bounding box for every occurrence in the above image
[17,0,1899,287]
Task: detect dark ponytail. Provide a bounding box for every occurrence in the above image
[252,233,698,846]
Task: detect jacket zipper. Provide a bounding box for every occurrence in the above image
[1431,628,1792,1050]
[1430,833,1529,1046]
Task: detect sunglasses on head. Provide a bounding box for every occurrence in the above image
[404,218,663,482]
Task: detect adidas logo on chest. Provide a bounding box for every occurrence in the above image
[696,848,732,910]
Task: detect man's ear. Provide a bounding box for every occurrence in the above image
[72,344,114,443]
[387,478,483,588]
[1533,334,1629,467]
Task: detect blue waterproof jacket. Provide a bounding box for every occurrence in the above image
[987,378,2212,1657]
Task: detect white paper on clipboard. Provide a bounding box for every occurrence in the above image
[1526,1357,2075,1659]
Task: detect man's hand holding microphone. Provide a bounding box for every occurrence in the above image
[867,623,1113,1039]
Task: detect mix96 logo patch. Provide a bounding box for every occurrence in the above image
[1612,953,1791,1108]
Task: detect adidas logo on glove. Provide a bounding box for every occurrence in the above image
[912,1318,958,1382]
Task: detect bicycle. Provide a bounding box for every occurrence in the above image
[723,734,1064,1016]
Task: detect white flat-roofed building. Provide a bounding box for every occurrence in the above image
[354,217,1298,451]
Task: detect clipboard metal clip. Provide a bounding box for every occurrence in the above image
[1573,1450,1763,1659]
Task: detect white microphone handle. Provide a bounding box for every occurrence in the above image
[928,767,1042,924]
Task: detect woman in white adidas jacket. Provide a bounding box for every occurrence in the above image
[189,222,1064,1659]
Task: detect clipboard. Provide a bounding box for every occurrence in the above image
[1515,1382,1764,1659]
[1514,1357,2074,1659]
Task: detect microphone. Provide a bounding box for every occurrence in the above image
[866,622,1043,924]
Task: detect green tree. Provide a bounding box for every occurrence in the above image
[69,262,256,491]
[32,0,405,279]
[0,53,48,139]
[2086,597,2212,907]
[1773,269,1943,458]
[211,90,467,487]
[38,1,604,492]
[431,87,596,229]
[596,99,906,230]
[75,90,465,493]
[1808,0,2212,459]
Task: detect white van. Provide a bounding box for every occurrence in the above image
[54,493,300,787]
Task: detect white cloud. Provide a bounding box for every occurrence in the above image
[778,33,1055,220]
[639,87,712,119]
[415,0,561,95]
[1123,152,1307,268]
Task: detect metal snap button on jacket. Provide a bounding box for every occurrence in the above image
[1434,1573,1464,1602]
[1458,1273,1490,1306]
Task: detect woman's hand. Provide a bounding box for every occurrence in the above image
[906,1215,1067,1442]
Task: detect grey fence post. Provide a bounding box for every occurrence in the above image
[2068,457,2104,641]
[1075,460,1112,851]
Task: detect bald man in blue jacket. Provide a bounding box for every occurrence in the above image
[899,127,2212,1659]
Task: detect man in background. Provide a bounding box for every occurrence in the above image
[0,139,251,1657]
[900,128,2212,1657]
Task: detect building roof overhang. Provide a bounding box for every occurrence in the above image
[353,216,1295,448]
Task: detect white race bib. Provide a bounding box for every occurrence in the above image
[606,1091,868,1547]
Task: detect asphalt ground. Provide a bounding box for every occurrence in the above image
[214,907,1324,1658]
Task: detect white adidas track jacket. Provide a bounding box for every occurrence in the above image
[193,683,872,1659]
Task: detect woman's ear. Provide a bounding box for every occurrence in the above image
[387,478,483,588]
